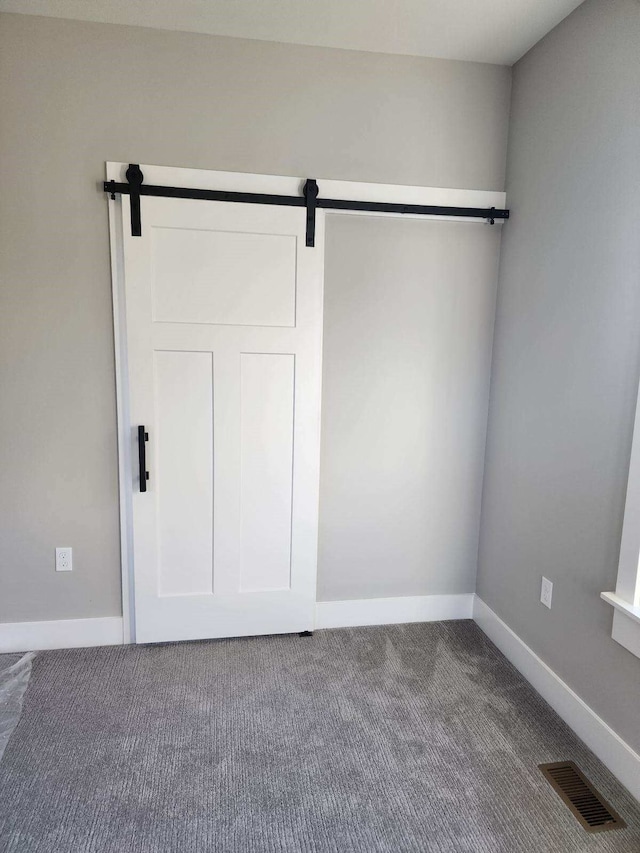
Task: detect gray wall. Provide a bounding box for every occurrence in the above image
[0,13,511,622]
[319,215,501,601]
[477,0,640,753]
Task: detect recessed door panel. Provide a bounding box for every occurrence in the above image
[154,350,213,597]
[151,227,297,327]
[239,353,295,593]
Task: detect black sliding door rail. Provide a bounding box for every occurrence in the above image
[104,165,509,245]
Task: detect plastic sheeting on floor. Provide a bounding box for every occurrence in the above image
[0,653,35,762]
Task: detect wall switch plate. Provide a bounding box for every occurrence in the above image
[55,547,72,572]
[541,576,553,609]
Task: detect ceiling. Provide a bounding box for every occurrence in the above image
[0,0,586,65]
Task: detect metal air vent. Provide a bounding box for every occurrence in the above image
[539,761,626,833]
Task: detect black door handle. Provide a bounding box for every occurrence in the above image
[138,425,149,492]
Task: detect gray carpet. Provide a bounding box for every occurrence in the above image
[0,622,638,852]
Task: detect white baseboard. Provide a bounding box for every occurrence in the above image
[473,595,640,802]
[1,597,473,651]
[315,593,474,630]
[0,617,124,653]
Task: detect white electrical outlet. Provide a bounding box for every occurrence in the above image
[55,547,72,572]
[540,576,553,609]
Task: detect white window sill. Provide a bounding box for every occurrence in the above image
[601,592,640,658]
[601,591,640,625]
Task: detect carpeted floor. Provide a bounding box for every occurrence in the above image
[0,621,638,852]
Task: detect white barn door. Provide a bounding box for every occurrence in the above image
[121,194,324,643]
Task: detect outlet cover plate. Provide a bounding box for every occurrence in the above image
[541,576,553,609]
[56,547,72,572]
